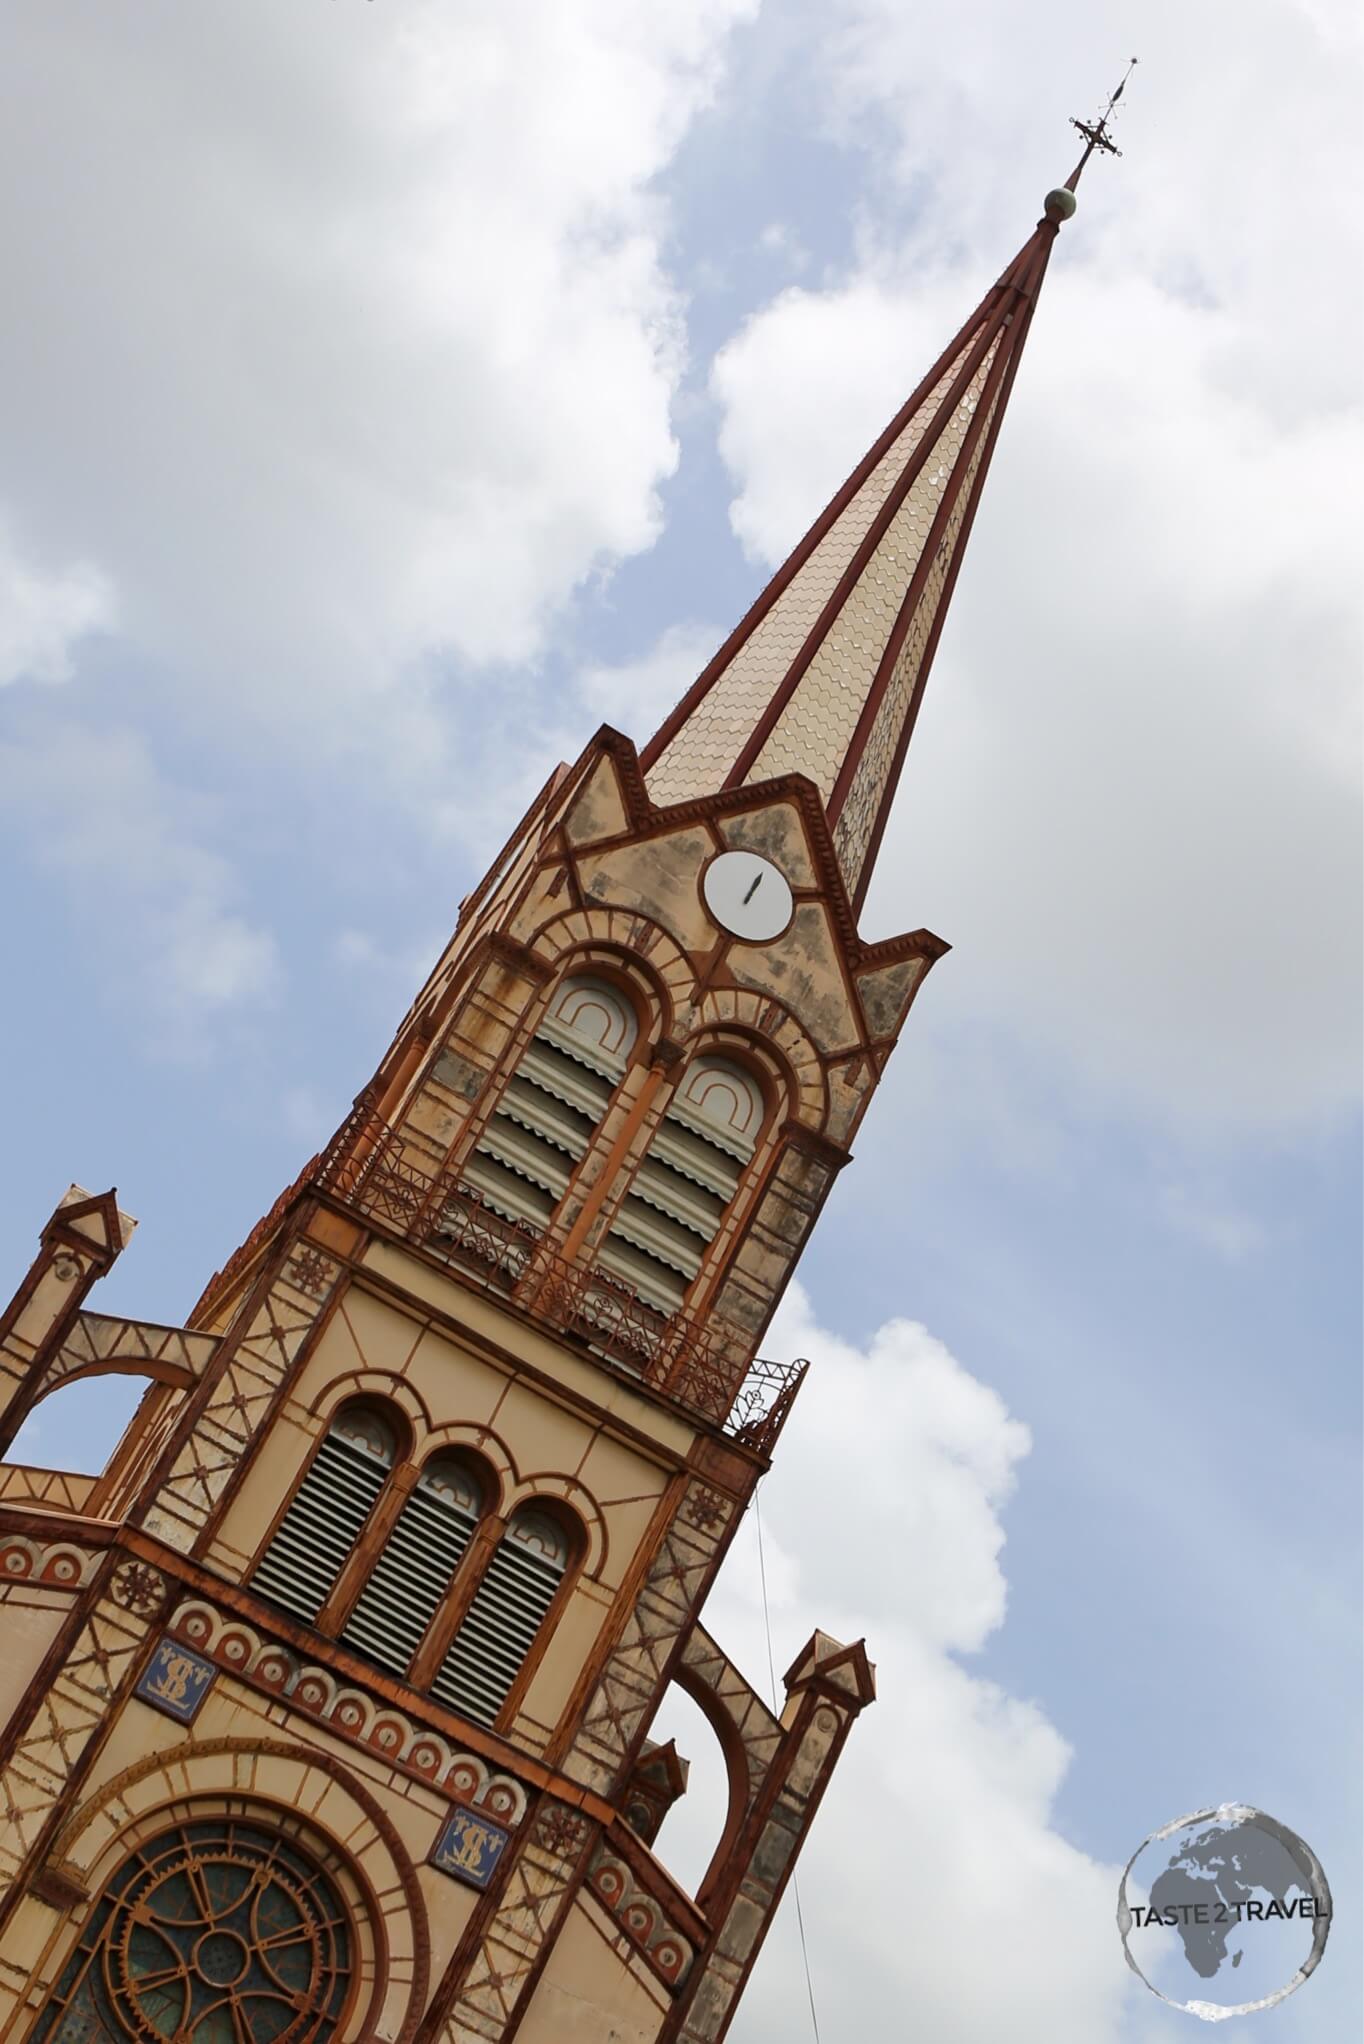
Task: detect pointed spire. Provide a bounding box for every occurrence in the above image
[641,103,1129,912]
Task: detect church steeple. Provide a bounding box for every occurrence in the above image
[641,91,1131,912]
[0,106,1132,2044]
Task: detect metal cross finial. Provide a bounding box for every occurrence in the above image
[1065,57,1138,190]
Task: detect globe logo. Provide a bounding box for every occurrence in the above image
[1117,1804,1331,2021]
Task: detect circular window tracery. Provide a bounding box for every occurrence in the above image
[35,1817,353,2043]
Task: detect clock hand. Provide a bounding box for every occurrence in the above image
[742,873,762,906]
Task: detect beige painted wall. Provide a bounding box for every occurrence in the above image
[0,1591,70,1726]
[518,1892,670,2044]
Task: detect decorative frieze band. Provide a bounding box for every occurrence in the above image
[0,1535,101,1593]
[587,1844,694,1988]
[167,1599,527,1827]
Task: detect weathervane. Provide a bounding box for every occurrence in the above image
[1067,58,1138,185]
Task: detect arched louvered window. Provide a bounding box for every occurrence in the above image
[340,1453,485,1679]
[251,1405,397,1626]
[461,973,638,1231]
[599,1054,765,1312]
[430,1506,571,1728]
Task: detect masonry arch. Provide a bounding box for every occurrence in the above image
[38,1737,428,2042]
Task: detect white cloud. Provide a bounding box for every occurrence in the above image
[707,0,1362,1131]
[0,0,756,783]
[576,620,722,746]
[650,1283,1130,2041]
[0,516,114,687]
[0,725,279,1038]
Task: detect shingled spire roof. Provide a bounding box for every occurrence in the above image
[640,118,1124,913]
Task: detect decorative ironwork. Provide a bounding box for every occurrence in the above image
[1069,58,1137,170]
[318,1107,432,1235]
[197,1096,807,1455]
[723,1352,807,1449]
[427,1179,541,1290]
[33,1817,352,2042]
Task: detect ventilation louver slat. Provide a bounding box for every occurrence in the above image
[252,1434,389,1625]
[594,1236,688,1314]
[601,1070,753,1321]
[466,990,625,1233]
[430,1542,564,1728]
[341,1486,481,1678]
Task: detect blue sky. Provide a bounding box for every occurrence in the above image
[1,3,1359,2038]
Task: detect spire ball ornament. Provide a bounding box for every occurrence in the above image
[1045,187,1078,220]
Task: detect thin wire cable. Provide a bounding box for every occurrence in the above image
[754,1485,822,2044]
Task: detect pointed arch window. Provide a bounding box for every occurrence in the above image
[460,973,639,1232]
[599,1054,764,1312]
[430,1506,572,1728]
[251,1405,397,1627]
[339,1452,484,1679]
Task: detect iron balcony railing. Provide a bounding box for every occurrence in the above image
[198,1095,806,1458]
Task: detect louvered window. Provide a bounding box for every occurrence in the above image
[251,1407,396,1626]
[430,1507,570,1728]
[461,974,638,1230]
[340,1454,484,1678]
[599,1056,763,1312]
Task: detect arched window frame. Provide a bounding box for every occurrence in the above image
[423,1495,585,1733]
[594,1035,781,1319]
[453,958,657,1241]
[248,1398,410,1635]
[330,1444,496,1679]
[248,1407,583,1733]
[453,960,654,1234]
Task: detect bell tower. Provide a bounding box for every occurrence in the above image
[0,118,1117,2044]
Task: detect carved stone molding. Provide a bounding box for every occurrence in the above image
[0,1534,101,1592]
[168,1600,528,1827]
[108,1560,170,1618]
[587,1845,694,1988]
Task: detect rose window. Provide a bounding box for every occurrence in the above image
[34,1817,352,2042]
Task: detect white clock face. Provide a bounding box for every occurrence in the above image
[702,850,794,942]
